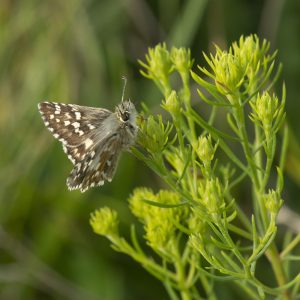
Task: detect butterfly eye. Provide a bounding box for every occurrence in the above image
[122,111,130,121]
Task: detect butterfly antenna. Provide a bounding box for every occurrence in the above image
[121,75,127,102]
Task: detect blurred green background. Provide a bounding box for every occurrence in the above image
[1,0,300,299]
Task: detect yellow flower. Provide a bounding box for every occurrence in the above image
[90,207,119,238]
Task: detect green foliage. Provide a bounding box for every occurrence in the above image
[90,35,300,299]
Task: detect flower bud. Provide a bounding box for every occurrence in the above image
[138,115,172,154]
[233,35,260,72]
[232,35,273,86]
[214,51,245,97]
[128,188,187,254]
[139,43,173,94]
[194,135,215,164]
[162,90,180,117]
[263,190,283,215]
[90,207,119,238]
[170,47,193,74]
[198,179,225,218]
[251,92,279,128]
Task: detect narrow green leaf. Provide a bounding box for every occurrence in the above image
[142,199,189,208]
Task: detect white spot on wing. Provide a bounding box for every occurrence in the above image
[72,122,80,129]
[84,138,94,149]
[75,112,81,120]
[74,128,84,136]
[68,154,75,163]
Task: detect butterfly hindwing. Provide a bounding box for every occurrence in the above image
[67,134,122,192]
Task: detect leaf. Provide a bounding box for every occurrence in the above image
[142,198,189,208]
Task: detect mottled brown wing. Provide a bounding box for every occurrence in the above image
[38,101,112,163]
[66,133,122,192]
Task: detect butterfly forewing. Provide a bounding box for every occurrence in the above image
[38,102,112,163]
[38,102,112,145]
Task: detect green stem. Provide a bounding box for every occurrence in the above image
[181,71,196,143]
[252,123,268,232]
[251,122,289,298]
[227,223,252,240]
[232,96,290,299]
[199,274,217,300]
[281,234,300,258]
[234,280,264,300]
[234,98,269,233]
[253,124,263,185]
[112,237,177,282]
[234,101,259,189]
[266,245,291,300]
[174,249,191,300]
[216,218,246,266]
[261,135,276,192]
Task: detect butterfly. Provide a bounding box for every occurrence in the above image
[38,80,138,192]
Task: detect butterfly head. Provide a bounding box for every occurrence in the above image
[115,100,137,125]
